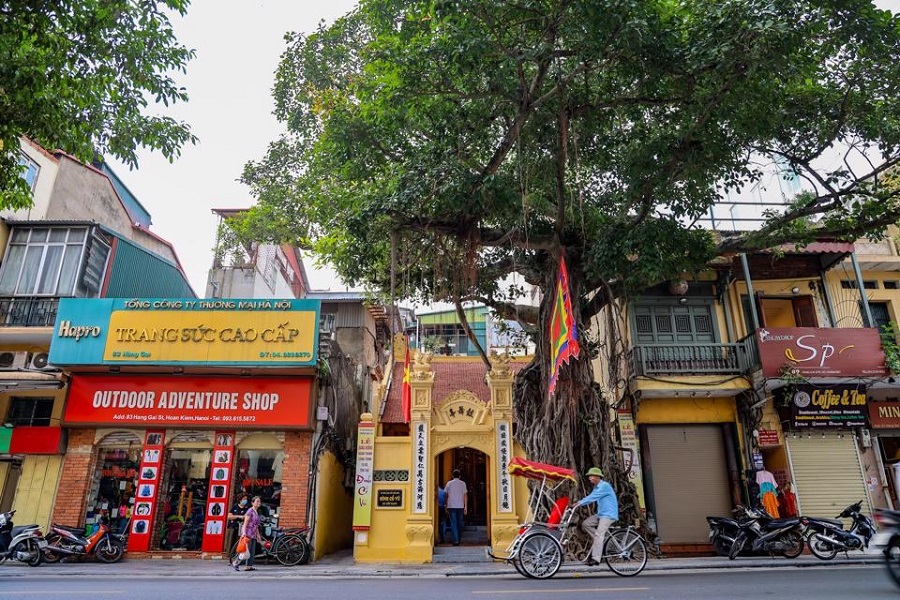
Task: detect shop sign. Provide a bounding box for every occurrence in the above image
[495,421,512,513]
[868,401,900,429]
[784,384,868,428]
[352,421,375,530]
[376,489,403,508]
[8,426,65,454]
[64,375,314,430]
[757,429,781,447]
[49,298,320,367]
[617,409,646,514]
[757,327,887,378]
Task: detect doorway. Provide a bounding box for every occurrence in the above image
[436,447,489,544]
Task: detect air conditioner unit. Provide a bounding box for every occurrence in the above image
[28,352,56,371]
[0,351,30,370]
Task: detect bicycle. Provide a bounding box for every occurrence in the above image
[488,457,648,579]
[228,519,311,567]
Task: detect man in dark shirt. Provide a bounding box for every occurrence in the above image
[225,494,249,555]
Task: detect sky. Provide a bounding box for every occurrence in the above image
[108,1,358,295]
[110,0,900,298]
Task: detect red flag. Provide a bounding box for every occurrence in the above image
[548,255,580,397]
[401,340,411,423]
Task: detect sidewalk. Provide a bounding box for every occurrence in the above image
[0,550,883,579]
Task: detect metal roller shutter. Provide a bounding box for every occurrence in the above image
[646,425,733,543]
[787,432,871,520]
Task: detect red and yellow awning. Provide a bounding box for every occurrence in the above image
[508,457,576,482]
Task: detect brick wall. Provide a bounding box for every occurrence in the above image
[279,431,312,528]
[52,428,97,526]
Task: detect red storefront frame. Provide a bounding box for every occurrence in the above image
[64,375,314,430]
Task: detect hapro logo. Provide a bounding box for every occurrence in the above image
[58,320,102,341]
[758,328,794,343]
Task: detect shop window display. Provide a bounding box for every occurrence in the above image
[87,448,140,535]
[156,449,211,550]
[236,450,283,526]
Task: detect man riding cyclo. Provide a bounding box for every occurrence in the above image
[573,467,619,566]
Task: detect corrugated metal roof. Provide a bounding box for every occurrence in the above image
[104,236,196,298]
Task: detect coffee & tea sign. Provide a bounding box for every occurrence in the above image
[786,384,868,428]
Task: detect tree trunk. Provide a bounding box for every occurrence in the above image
[512,256,651,549]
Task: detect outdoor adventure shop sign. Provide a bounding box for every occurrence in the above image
[63,375,314,430]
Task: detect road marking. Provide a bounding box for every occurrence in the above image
[472,587,650,595]
[0,592,125,596]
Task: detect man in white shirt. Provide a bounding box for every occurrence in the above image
[444,469,468,546]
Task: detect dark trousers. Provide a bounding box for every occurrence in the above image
[438,508,446,543]
[448,508,464,544]
[235,537,256,567]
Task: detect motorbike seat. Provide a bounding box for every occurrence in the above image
[11,525,39,536]
[52,524,85,535]
[766,518,800,527]
[809,517,843,527]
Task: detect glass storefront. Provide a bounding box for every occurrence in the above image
[156,449,211,550]
[235,449,283,524]
[87,447,140,535]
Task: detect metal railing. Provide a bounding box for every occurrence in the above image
[630,334,759,376]
[0,296,61,327]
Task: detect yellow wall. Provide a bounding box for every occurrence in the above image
[313,450,353,558]
[636,397,738,424]
[12,455,62,532]
[355,437,413,562]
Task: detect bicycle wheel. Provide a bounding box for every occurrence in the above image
[518,532,562,579]
[511,558,532,578]
[274,534,307,566]
[604,529,647,577]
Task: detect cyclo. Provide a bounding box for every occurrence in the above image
[488,457,647,579]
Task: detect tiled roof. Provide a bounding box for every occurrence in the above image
[381,360,525,423]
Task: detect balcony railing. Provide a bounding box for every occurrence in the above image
[630,335,759,377]
[0,297,61,327]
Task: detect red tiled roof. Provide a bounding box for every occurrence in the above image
[381,360,526,423]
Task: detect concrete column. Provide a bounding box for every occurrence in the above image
[486,353,520,556]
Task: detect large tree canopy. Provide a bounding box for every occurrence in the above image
[0,0,196,209]
[240,0,900,523]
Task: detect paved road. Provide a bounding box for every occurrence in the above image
[0,565,896,599]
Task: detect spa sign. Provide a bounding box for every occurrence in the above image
[757,327,887,378]
[49,298,320,367]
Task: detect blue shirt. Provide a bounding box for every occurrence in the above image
[577,480,618,520]
[437,487,446,509]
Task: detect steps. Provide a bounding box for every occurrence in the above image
[432,526,491,563]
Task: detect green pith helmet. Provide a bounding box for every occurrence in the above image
[586,467,604,478]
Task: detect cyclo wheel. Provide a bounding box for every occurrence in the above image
[274,534,306,566]
[511,557,532,578]
[604,529,647,577]
[518,532,562,580]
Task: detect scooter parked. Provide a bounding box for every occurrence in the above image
[0,510,45,567]
[706,506,749,557]
[805,500,874,560]
[43,515,124,563]
[727,506,806,559]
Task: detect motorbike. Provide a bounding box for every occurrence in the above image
[0,510,45,567]
[805,500,874,560]
[727,506,806,560]
[43,515,125,563]
[706,506,747,557]
[875,508,900,589]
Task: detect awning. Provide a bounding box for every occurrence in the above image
[508,457,576,482]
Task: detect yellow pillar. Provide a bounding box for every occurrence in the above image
[405,349,435,561]
[486,352,520,555]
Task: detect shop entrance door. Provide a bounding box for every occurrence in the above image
[436,447,489,543]
[156,449,211,551]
